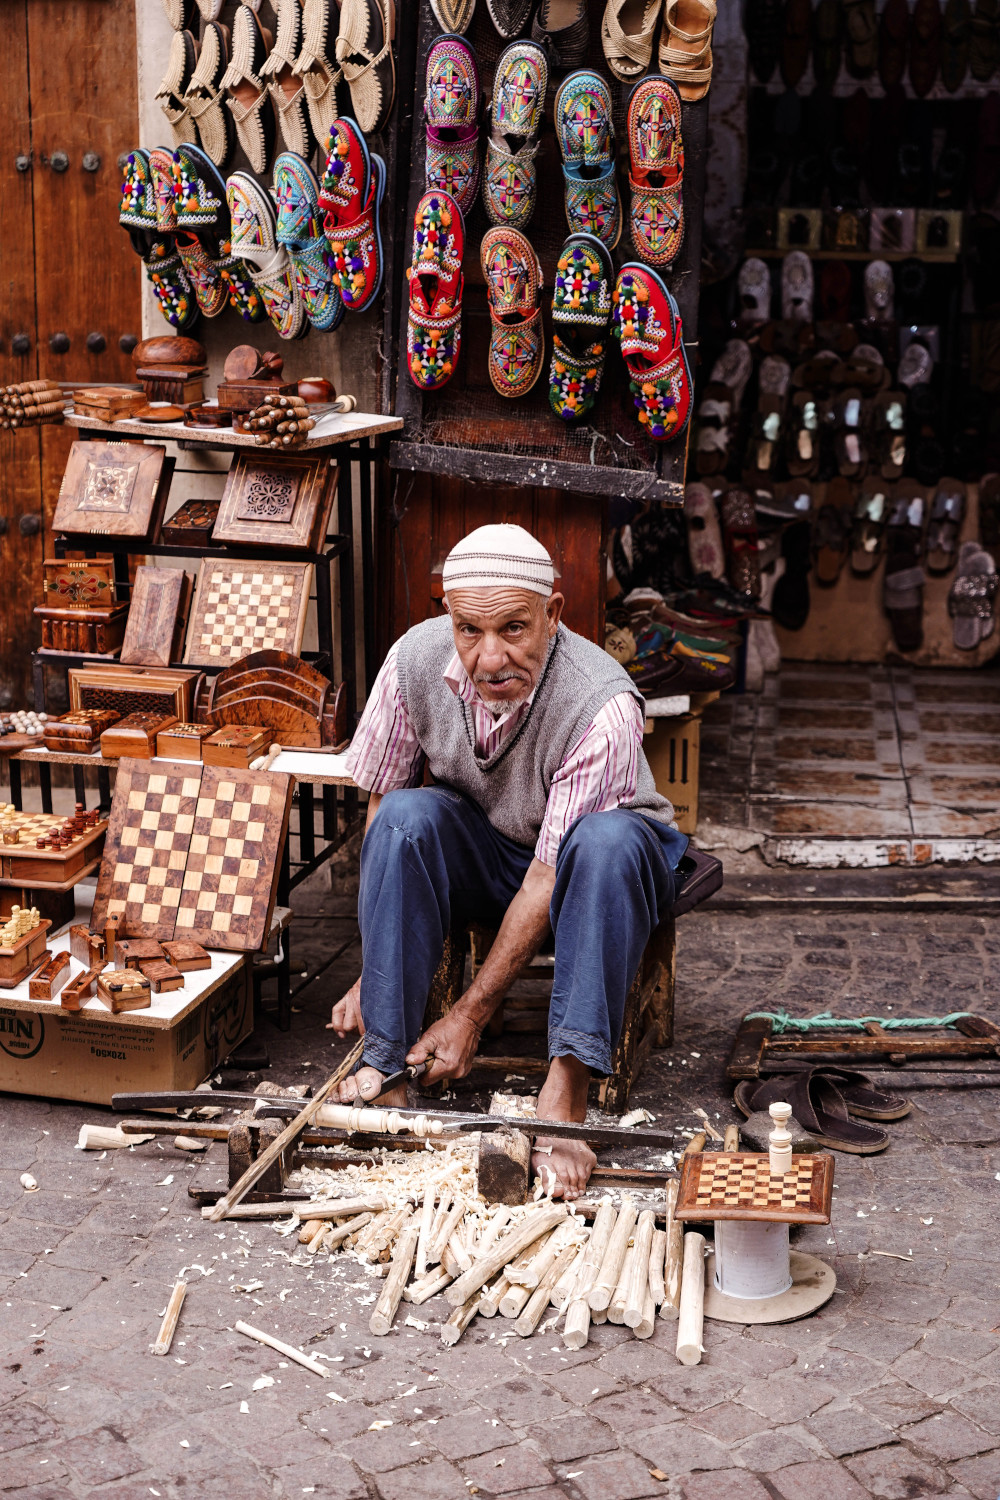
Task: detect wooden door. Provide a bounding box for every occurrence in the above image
[0,0,140,708]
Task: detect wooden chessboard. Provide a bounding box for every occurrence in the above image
[0,810,107,886]
[183,561,312,668]
[675,1152,834,1226]
[92,758,293,951]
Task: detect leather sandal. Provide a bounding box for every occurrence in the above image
[183,21,234,169]
[842,0,877,77]
[626,75,684,269]
[487,0,533,38]
[481,226,545,399]
[161,0,197,30]
[432,0,476,31]
[684,482,725,580]
[424,34,482,217]
[532,0,590,68]
[809,1067,910,1121]
[949,541,999,648]
[120,148,200,332]
[943,0,972,88]
[734,1071,890,1154]
[694,386,732,476]
[603,0,664,80]
[872,389,907,481]
[483,41,547,229]
[884,483,927,652]
[658,0,715,100]
[275,152,344,332]
[879,0,909,86]
[850,480,889,576]
[336,0,395,136]
[156,29,200,146]
[910,0,943,94]
[221,5,277,175]
[260,0,314,160]
[720,487,761,601]
[813,485,853,585]
[781,0,811,84]
[294,0,344,147]
[926,478,967,574]
[553,70,621,248]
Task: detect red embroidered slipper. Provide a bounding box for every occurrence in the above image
[626,75,684,268]
[406,190,465,391]
[612,262,692,441]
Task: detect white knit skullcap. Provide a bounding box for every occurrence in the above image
[442,524,554,598]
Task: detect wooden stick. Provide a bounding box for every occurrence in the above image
[328,1212,373,1248]
[660,1180,682,1321]
[515,1244,577,1338]
[441,1293,480,1346]
[624,1210,656,1328]
[444,1204,567,1307]
[477,1272,510,1318]
[365,1204,413,1257]
[723,1123,739,1152]
[505,1227,556,1288]
[608,1243,635,1325]
[648,1228,667,1307]
[499,1282,531,1318]
[415,1190,435,1278]
[551,1242,587,1309]
[208,1037,363,1220]
[476,1204,511,1258]
[306,1222,331,1255]
[589,1196,637,1312]
[151,1280,186,1355]
[202,1194,385,1222]
[675,1233,706,1366]
[562,1295,591,1350]
[299,1219,325,1244]
[445,1231,472,1274]
[403,1269,452,1305]
[78,1123,154,1150]
[429,1198,466,1264]
[427,1193,452,1259]
[683,1132,706,1157]
[370,1224,419,1336]
[235,1320,328,1376]
[573,1197,616,1302]
[635,1283,656,1339]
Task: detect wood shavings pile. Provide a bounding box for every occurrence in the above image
[271,1142,681,1353]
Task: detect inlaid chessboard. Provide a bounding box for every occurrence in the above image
[675,1152,834,1225]
[92,758,292,951]
[183,560,312,668]
[0,809,108,886]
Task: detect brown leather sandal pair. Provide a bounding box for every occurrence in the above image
[735,1066,910,1154]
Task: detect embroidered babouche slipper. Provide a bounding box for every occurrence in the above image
[274,151,344,331]
[424,33,481,217]
[260,0,314,159]
[483,41,548,229]
[227,170,306,337]
[406,190,465,391]
[335,0,395,136]
[548,233,613,423]
[172,142,236,318]
[612,263,692,441]
[627,76,684,269]
[481,226,545,399]
[532,0,590,68]
[319,118,387,311]
[121,148,199,331]
[659,0,715,99]
[156,29,200,146]
[603,0,664,80]
[431,0,476,33]
[221,4,277,176]
[294,0,343,146]
[487,0,533,38]
[553,70,621,248]
[182,20,235,168]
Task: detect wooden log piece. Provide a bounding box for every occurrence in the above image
[234,1320,328,1376]
[660,1179,683,1321]
[589,1195,638,1312]
[477,1272,510,1318]
[202,1196,386,1222]
[551,1242,587,1310]
[475,1204,512,1259]
[327,1212,373,1249]
[723,1124,740,1151]
[444,1204,567,1307]
[648,1228,667,1307]
[562,1295,592,1350]
[415,1190,435,1279]
[572,1197,617,1303]
[515,1244,578,1338]
[441,1293,481,1346]
[402,1269,452,1305]
[635,1284,656,1339]
[477,1125,532,1206]
[498,1281,531,1318]
[608,1243,636,1325]
[298,1218,326,1244]
[151,1279,187,1355]
[504,1227,555,1288]
[676,1232,706,1366]
[445,1231,472,1273]
[370,1224,419,1336]
[428,1198,466,1266]
[624,1210,656,1328]
[28,949,71,1001]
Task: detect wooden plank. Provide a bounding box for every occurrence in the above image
[390,440,685,504]
[64,409,403,449]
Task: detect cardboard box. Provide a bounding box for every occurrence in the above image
[0,932,249,1106]
[643,712,701,836]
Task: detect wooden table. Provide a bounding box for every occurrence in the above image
[64,407,403,451]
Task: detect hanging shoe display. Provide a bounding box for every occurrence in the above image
[553,70,621,248]
[547,233,613,423]
[274,152,345,332]
[483,41,548,229]
[612,263,692,441]
[221,4,277,176]
[481,226,545,398]
[227,170,307,338]
[626,75,685,268]
[424,34,482,216]
[406,190,465,391]
[319,118,387,311]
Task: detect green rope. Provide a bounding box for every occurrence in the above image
[745,1009,974,1034]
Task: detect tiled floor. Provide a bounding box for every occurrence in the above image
[699,664,1000,850]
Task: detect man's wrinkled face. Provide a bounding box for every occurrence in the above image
[445,586,564,719]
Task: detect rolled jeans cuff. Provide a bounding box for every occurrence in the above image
[548,1026,611,1076]
[361,1031,407,1075]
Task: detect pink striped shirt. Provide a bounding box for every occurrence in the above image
[342,638,643,866]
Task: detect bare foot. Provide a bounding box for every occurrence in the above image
[334,1066,407,1107]
[532,1055,597,1201]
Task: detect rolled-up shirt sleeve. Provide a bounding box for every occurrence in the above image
[342,640,426,792]
[534,692,644,866]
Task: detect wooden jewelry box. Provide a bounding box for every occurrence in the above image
[160,499,221,548]
[0,917,52,989]
[202,725,268,768]
[44,709,121,753]
[34,605,129,654]
[41,557,116,609]
[72,387,148,422]
[69,665,203,722]
[100,712,179,760]
[156,722,214,760]
[96,967,152,1013]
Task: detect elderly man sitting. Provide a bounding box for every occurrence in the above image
[331,524,688,1198]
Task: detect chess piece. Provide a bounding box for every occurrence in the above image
[768,1101,793,1176]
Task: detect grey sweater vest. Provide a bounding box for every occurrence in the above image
[395,616,675,847]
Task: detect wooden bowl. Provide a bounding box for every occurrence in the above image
[297,377,336,403]
[132,335,206,368]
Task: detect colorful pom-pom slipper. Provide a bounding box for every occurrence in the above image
[320,119,385,312]
[221,4,277,176]
[553,70,621,248]
[613,263,692,441]
[216,244,268,321]
[172,142,229,247]
[425,33,481,217]
[260,0,314,159]
[175,233,230,316]
[406,190,465,391]
[182,20,235,168]
[144,238,201,330]
[226,170,306,338]
[274,151,344,331]
[120,148,159,255]
[483,41,548,229]
[481,226,545,399]
[149,146,180,232]
[626,75,685,268]
[156,29,200,145]
[548,233,613,423]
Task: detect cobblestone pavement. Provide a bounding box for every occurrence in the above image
[2,879,999,1500]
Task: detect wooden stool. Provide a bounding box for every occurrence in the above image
[424,914,676,1115]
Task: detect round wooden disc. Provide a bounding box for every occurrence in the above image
[703,1250,836,1325]
[133,405,185,422]
[223,344,264,382]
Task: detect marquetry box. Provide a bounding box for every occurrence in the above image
[0,920,52,988]
[34,605,129,654]
[72,388,149,422]
[96,967,152,1014]
[69,665,203,722]
[44,710,121,754]
[217,376,296,413]
[138,958,184,993]
[156,722,214,760]
[162,938,211,971]
[134,366,206,406]
[53,441,173,542]
[202,726,268,768]
[213,452,336,551]
[100,712,179,760]
[41,557,116,609]
[160,499,221,548]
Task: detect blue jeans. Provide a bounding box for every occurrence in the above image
[357,787,687,1076]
